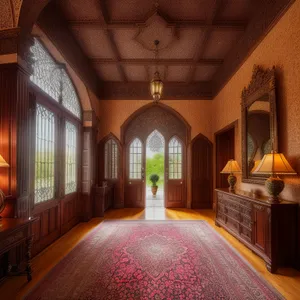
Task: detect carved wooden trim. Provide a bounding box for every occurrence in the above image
[241,65,276,108]
[241,65,278,185]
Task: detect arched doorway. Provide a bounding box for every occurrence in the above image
[121,103,190,208]
[145,130,165,207]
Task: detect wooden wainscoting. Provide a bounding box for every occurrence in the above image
[31,193,80,256]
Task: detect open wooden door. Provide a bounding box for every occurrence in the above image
[165,137,185,208]
[191,134,213,209]
[124,138,145,207]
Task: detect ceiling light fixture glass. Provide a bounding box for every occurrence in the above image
[150,40,163,103]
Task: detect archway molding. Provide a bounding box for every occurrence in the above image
[121,102,191,146]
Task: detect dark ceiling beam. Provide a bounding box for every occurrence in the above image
[68,21,246,31]
[100,82,213,100]
[186,0,224,83]
[105,30,128,82]
[98,0,128,82]
[164,66,169,81]
[145,66,151,81]
[91,58,223,66]
[98,0,110,23]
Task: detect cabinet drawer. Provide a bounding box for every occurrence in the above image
[217,192,223,203]
[239,199,252,209]
[240,205,252,217]
[218,203,225,214]
[225,199,240,211]
[217,212,226,224]
[226,207,240,221]
[240,225,252,243]
[240,213,252,229]
[227,216,239,233]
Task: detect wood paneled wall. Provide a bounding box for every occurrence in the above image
[0,63,30,218]
[0,62,95,257]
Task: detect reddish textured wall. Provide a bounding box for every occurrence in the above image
[212,0,300,203]
[98,99,213,142]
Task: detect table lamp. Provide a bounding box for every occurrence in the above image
[221,159,241,192]
[0,154,9,220]
[252,151,296,203]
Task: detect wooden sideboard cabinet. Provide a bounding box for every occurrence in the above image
[215,188,298,273]
[0,217,36,282]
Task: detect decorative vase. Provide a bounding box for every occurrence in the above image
[265,176,284,203]
[151,186,158,197]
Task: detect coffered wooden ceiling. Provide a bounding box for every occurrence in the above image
[40,0,293,99]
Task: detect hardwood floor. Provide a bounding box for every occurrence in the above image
[1,208,300,299]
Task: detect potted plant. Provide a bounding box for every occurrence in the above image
[149,174,160,197]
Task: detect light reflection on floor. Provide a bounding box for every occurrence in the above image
[145,187,164,208]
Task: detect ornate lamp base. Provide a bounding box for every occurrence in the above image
[265,176,284,204]
[227,174,237,192]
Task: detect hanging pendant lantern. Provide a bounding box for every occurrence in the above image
[150,71,163,103]
[150,40,163,103]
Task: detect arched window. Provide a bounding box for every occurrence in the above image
[105,139,119,179]
[129,138,142,179]
[30,38,81,119]
[31,38,82,204]
[169,137,182,179]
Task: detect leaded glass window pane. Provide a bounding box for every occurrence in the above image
[61,69,81,119]
[30,38,81,119]
[147,130,164,152]
[129,138,142,179]
[169,137,182,179]
[34,104,56,204]
[65,121,78,194]
[30,38,61,102]
[105,139,118,179]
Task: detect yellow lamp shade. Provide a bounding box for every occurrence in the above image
[252,152,296,175]
[221,159,241,174]
[0,155,9,168]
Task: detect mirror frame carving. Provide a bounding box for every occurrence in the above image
[241,65,278,184]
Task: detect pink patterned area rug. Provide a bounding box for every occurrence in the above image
[25,221,283,300]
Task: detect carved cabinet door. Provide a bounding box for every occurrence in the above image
[124,138,145,208]
[253,204,268,253]
[165,137,185,208]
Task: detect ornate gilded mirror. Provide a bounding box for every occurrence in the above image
[241,65,278,184]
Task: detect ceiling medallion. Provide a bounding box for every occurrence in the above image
[150,40,163,103]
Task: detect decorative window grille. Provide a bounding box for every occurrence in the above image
[61,69,81,119]
[30,38,81,119]
[147,130,164,152]
[168,137,182,179]
[34,104,56,204]
[30,39,61,102]
[105,139,118,179]
[65,121,78,194]
[129,138,142,179]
